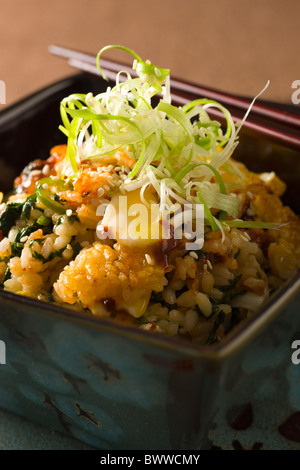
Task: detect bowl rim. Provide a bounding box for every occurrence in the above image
[1,271,299,361]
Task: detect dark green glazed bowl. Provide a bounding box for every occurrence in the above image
[0,74,299,449]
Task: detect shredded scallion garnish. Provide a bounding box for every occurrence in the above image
[56,45,275,232]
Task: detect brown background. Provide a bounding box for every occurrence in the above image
[0,0,299,106]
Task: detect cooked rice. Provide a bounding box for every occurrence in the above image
[0,144,299,346]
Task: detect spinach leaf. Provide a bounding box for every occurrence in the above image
[195,296,219,320]
[72,242,82,259]
[220,274,242,292]
[0,265,11,287]
[29,239,65,264]
[226,290,247,301]
[0,203,23,236]
[150,291,164,303]
[21,193,37,221]
[206,310,226,344]
[11,215,53,257]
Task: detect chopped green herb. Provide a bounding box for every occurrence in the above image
[0,202,23,236]
[36,215,51,226]
[54,194,66,203]
[228,307,240,331]
[29,240,66,264]
[225,289,247,301]
[220,274,242,292]
[206,310,226,344]
[0,192,42,238]
[0,265,11,287]
[68,214,79,223]
[57,214,79,226]
[36,178,70,215]
[150,291,164,303]
[72,242,82,259]
[11,215,53,257]
[21,193,37,221]
[56,216,63,226]
[195,296,219,319]
[11,241,25,257]
[29,237,45,246]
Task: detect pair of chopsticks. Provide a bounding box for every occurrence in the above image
[49,45,300,151]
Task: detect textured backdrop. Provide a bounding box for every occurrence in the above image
[0,0,299,106]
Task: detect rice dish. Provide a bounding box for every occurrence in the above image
[0,46,299,345]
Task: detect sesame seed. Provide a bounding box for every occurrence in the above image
[42,183,49,190]
[44,209,53,218]
[42,164,50,176]
[207,259,213,270]
[62,248,71,259]
[97,188,105,197]
[199,128,206,138]
[66,209,72,217]
[30,170,41,176]
[189,251,198,260]
[243,231,251,241]
[104,185,110,192]
[80,241,89,248]
[145,254,154,265]
[20,236,28,243]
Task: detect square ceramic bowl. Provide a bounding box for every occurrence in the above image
[0,74,299,450]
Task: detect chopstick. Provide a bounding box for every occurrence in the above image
[49,45,300,151]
